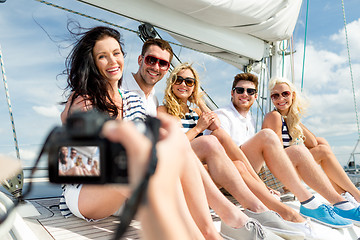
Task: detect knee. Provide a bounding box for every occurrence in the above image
[257,129,281,146]
[314,143,333,159]
[286,145,313,165]
[198,135,224,153]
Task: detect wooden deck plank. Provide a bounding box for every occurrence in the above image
[23,194,239,240]
[27,198,142,240]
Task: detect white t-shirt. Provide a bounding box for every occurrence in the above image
[121,75,158,116]
[205,103,255,146]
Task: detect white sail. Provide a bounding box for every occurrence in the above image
[78,0,302,69]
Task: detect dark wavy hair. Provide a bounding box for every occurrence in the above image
[64,25,125,118]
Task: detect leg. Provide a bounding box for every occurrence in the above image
[310,137,360,201]
[232,160,304,223]
[140,159,200,240]
[285,145,344,204]
[178,140,222,240]
[78,185,129,220]
[241,129,313,202]
[194,157,249,228]
[211,128,261,181]
[211,129,305,222]
[191,135,267,213]
[100,115,205,239]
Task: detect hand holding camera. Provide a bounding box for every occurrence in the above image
[45,110,160,185]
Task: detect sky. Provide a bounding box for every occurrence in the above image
[0,0,360,168]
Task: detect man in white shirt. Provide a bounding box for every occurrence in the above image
[207,73,356,227]
[121,38,173,116]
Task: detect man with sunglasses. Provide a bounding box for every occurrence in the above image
[207,73,259,146]
[121,38,173,116]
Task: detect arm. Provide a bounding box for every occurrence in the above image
[61,93,93,124]
[300,123,318,149]
[185,108,217,141]
[198,99,221,131]
[262,111,283,144]
[103,114,193,240]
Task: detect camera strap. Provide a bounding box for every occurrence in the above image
[113,133,158,239]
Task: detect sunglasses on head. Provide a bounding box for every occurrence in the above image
[270,91,291,100]
[143,55,170,70]
[174,76,195,87]
[232,87,257,95]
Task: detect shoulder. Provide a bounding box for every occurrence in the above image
[120,89,139,98]
[214,106,234,119]
[263,111,282,129]
[120,89,147,121]
[264,110,282,122]
[157,105,168,113]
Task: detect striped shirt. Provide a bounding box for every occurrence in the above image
[59,89,146,219]
[181,108,203,137]
[281,116,292,148]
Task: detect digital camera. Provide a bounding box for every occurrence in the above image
[45,110,160,184]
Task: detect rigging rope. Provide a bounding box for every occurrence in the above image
[341,0,360,138]
[290,36,295,83]
[300,0,310,92]
[281,41,285,77]
[1,44,24,199]
[0,45,20,160]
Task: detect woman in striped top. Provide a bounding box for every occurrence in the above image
[263,76,360,207]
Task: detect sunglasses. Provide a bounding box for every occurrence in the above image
[270,91,291,100]
[232,87,257,96]
[143,55,170,70]
[174,76,195,87]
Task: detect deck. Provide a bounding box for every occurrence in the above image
[9,196,225,240]
[2,190,360,240]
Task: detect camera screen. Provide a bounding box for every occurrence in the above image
[58,146,100,177]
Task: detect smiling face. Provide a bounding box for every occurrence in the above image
[171,69,195,103]
[138,45,171,88]
[93,36,124,85]
[231,80,258,115]
[270,83,294,115]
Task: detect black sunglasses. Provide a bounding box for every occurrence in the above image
[232,87,257,95]
[174,76,195,87]
[143,55,170,70]
[270,91,291,100]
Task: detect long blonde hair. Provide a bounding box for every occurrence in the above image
[268,77,308,145]
[163,63,203,118]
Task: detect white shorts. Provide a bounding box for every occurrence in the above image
[63,184,125,222]
[63,184,88,221]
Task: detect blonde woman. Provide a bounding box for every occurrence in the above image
[263,76,360,224]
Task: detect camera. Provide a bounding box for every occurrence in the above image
[44,110,160,184]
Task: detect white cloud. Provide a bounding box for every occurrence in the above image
[331,18,360,63]
[32,105,61,118]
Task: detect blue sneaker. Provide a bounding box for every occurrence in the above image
[333,205,360,226]
[300,204,352,228]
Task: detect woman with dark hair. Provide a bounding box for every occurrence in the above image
[59,26,148,222]
[61,26,145,122]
